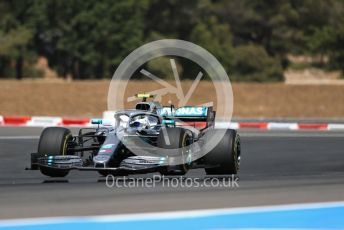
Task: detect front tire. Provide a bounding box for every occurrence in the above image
[157,127,192,176]
[37,127,72,177]
[40,165,69,178]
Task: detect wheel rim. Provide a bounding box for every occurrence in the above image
[234,135,241,170]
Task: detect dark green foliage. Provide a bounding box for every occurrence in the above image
[29,0,148,79]
[190,16,234,75]
[0,0,343,80]
[232,44,283,82]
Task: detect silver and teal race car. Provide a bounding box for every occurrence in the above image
[29,94,241,177]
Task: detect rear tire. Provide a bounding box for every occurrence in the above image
[157,128,192,176]
[204,129,241,175]
[37,127,72,177]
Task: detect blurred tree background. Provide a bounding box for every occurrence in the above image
[0,0,344,81]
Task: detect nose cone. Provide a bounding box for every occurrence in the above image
[93,154,111,165]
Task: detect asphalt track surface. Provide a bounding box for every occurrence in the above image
[0,127,343,219]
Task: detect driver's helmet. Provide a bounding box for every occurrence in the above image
[129,115,158,129]
[130,117,148,129]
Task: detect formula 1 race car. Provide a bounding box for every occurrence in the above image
[29,94,241,177]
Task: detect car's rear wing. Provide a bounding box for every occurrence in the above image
[159,106,215,130]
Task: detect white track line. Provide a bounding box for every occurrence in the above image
[0,201,344,227]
